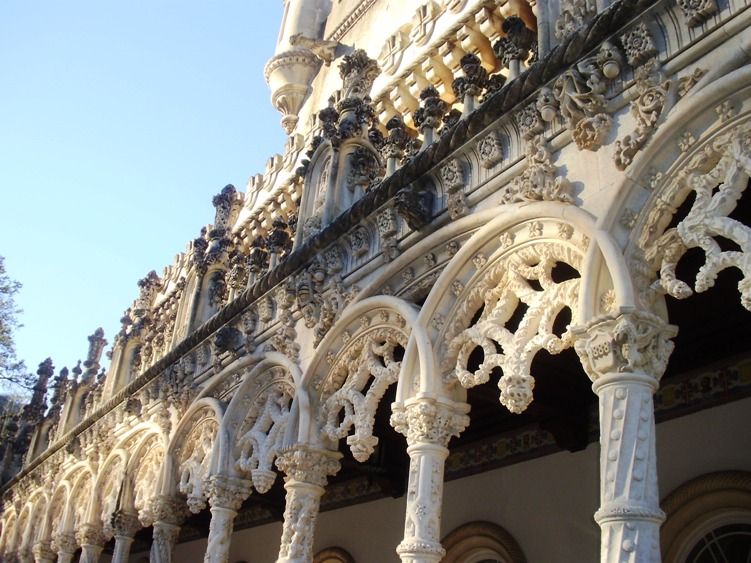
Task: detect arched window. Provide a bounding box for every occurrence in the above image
[313,547,355,563]
[662,471,751,562]
[442,521,527,563]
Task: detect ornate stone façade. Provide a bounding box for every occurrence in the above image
[2,0,751,562]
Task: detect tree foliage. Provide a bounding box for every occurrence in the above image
[0,256,32,389]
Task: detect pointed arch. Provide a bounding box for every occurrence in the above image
[163,397,224,513]
[216,352,299,493]
[408,202,634,409]
[297,296,425,461]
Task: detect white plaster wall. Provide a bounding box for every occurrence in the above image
[132,397,751,562]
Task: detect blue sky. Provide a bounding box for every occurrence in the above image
[0,2,287,385]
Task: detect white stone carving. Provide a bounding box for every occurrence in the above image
[644,128,751,310]
[321,329,405,461]
[678,0,718,26]
[555,0,597,40]
[178,419,217,514]
[391,398,469,562]
[478,131,504,169]
[276,447,341,563]
[614,59,671,170]
[235,380,293,493]
[504,136,573,205]
[446,240,582,413]
[573,311,677,563]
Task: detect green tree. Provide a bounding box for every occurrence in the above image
[0,256,32,389]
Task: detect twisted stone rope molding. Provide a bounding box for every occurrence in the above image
[0,0,656,495]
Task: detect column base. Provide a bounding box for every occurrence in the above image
[396,539,445,563]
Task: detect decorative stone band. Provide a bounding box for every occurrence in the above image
[390,396,470,447]
[275,445,342,487]
[206,474,253,511]
[594,503,666,525]
[573,310,677,385]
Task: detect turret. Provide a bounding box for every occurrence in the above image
[264,0,335,134]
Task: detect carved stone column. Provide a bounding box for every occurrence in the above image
[574,310,677,563]
[390,396,470,563]
[111,511,141,563]
[75,524,106,563]
[51,532,77,563]
[148,496,188,563]
[31,541,56,563]
[203,475,252,563]
[275,445,342,563]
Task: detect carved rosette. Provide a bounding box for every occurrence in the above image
[573,311,677,385]
[678,0,718,25]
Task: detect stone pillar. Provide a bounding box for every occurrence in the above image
[574,310,677,563]
[17,546,33,563]
[31,541,56,563]
[111,511,141,563]
[275,445,342,563]
[51,532,77,563]
[203,475,252,563]
[390,396,470,563]
[148,496,188,563]
[75,524,106,563]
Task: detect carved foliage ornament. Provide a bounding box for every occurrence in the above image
[678,0,718,26]
[390,398,469,447]
[320,328,406,461]
[555,0,597,40]
[573,311,677,383]
[446,241,582,414]
[178,417,217,514]
[505,136,573,205]
[614,59,671,171]
[644,128,751,311]
[549,41,623,151]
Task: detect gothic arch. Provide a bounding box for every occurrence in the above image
[127,430,166,524]
[407,202,633,405]
[661,471,751,562]
[625,72,751,317]
[296,295,423,461]
[93,448,128,537]
[442,521,527,563]
[217,352,298,494]
[62,465,95,532]
[44,481,70,545]
[164,397,224,513]
[0,510,17,556]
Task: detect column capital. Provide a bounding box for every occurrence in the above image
[275,445,341,487]
[146,495,189,527]
[31,541,56,563]
[206,474,252,511]
[111,510,141,538]
[390,397,470,447]
[573,310,677,387]
[75,523,105,548]
[51,532,78,554]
